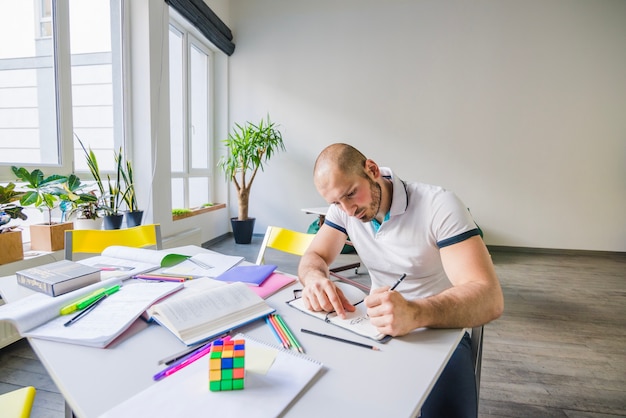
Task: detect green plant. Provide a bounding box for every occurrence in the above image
[118,151,139,212]
[61,175,101,220]
[0,182,27,233]
[76,134,124,216]
[217,115,285,220]
[11,166,67,225]
[172,208,192,216]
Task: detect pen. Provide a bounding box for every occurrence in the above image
[60,285,121,315]
[153,341,216,381]
[158,333,231,365]
[301,328,381,351]
[133,274,188,282]
[64,294,108,327]
[390,273,407,291]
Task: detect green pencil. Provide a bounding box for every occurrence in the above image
[274,314,304,353]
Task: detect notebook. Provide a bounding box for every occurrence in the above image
[287,281,392,342]
[98,333,323,418]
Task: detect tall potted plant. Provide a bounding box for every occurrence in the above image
[0,182,27,264]
[217,115,285,244]
[11,166,74,251]
[118,150,143,227]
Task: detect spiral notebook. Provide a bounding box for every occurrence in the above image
[99,333,323,418]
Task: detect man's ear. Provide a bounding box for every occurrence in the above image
[364,159,380,178]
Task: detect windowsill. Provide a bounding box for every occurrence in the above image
[172,203,226,221]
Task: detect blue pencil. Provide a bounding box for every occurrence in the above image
[265,316,288,349]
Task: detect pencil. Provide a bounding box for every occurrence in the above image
[268,314,292,349]
[300,328,381,351]
[274,314,305,353]
[265,316,289,349]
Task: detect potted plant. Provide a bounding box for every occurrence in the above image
[118,150,143,227]
[62,175,103,230]
[218,115,285,244]
[77,136,124,230]
[0,182,27,264]
[11,166,74,251]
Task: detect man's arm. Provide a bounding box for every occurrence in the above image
[297,224,356,318]
[365,235,504,335]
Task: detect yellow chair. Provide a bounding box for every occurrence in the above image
[0,386,36,418]
[64,224,162,260]
[255,226,363,289]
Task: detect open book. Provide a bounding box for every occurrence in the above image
[146,281,275,346]
[77,246,243,280]
[0,277,183,348]
[287,281,391,342]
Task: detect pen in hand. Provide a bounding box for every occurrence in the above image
[390,273,407,291]
[64,294,108,327]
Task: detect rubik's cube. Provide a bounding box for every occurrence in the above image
[209,338,245,391]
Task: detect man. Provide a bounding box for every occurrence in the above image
[298,143,504,417]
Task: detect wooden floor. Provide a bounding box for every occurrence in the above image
[1,239,624,417]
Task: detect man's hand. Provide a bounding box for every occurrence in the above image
[364,287,420,336]
[301,275,356,319]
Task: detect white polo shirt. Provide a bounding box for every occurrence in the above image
[324,168,480,300]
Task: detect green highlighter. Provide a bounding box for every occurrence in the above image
[60,285,121,315]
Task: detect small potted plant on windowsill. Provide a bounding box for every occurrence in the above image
[11,166,74,251]
[62,175,103,230]
[0,182,27,265]
[118,150,143,227]
[218,114,285,244]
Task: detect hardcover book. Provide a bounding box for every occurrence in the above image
[16,260,101,297]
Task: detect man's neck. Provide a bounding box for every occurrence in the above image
[375,177,393,223]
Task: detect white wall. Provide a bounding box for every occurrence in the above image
[227,0,626,252]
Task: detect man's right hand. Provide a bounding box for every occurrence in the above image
[301,274,356,319]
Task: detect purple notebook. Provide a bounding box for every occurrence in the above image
[214,264,277,286]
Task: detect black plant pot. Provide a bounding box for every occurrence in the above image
[231,217,255,244]
[103,214,124,230]
[125,210,144,228]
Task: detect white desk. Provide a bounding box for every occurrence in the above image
[0,264,463,417]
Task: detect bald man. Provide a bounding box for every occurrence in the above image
[298,143,503,418]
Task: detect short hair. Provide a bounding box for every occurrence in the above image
[315,143,368,179]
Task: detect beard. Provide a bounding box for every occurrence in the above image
[357,179,382,223]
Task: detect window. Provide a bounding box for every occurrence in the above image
[0,0,124,177]
[169,15,214,211]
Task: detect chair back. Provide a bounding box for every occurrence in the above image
[471,325,484,408]
[255,226,316,265]
[0,386,36,418]
[64,224,162,260]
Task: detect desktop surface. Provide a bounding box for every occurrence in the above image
[0,259,463,417]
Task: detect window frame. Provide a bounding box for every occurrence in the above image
[169,9,216,211]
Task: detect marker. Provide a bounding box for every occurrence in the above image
[64,294,109,327]
[60,285,121,315]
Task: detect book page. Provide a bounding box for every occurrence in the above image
[78,255,159,280]
[0,277,122,334]
[101,246,175,265]
[22,281,183,347]
[149,282,268,333]
[160,253,244,278]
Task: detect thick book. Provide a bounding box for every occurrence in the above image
[16,260,101,297]
[99,333,323,418]
[146,281,276,346]
[0,277,183,348]
[214,264,277,286]
[287,281,392,342]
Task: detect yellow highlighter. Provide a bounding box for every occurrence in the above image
[60,285,121,315]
